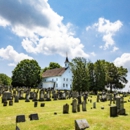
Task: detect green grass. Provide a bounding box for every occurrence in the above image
[0,95,130,130]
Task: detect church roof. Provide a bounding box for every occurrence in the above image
[42,67,67,78]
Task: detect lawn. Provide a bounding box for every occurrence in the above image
[0,94,130,130]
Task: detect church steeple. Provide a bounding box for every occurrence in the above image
[65,53,69,68]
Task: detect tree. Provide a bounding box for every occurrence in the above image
[70,57,89,93]
[0,73,11,86]
[12,59,41,87]
[105,62,128,92]
[42,62,61,72]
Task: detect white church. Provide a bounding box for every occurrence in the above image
[40,56,73,90]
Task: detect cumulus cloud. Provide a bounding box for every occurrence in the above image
[0,45,33,66]
[86,18,123,50]
[0,16,10,27]
[114,53,130,71]
[0,0,89,59]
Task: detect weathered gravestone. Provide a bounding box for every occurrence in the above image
[77,104,80,112]
[14,96,19,103]
[72,98,77,113]
[77,95,82,104]
[39,90,44,101]
[96,94,100,102]
[82,101,87,111]
[29,92,34,99]
[33,92,38,101]
[75,119,89,130]
[63,103,69,114]
[116,96,126,115]
[2,91,12,100]
[25,93,30,102]
[93,102,96,109]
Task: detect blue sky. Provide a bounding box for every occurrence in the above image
[0,0,130,91]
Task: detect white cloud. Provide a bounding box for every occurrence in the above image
[86,17,123,50]
[0,0,89,59]
[0,45,33,66]
[114,53,130,71]
[111,46,119,52]
[8,63,16,67]
[0,16,10,27]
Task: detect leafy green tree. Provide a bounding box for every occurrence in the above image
[12,59,41,87]
[0,73,11,86]
[42,62,61,73]
[87,62,95,91]
[70,57,89,93]
[93,60,106,93]
[105,62,128,92]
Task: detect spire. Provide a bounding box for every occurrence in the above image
[65,52,69,68]
[65,52,69,62]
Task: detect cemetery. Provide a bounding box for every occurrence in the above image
[0,86,130,130]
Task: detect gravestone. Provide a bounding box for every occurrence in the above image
[116,96,125,115]
[110,106,117,117]
[96,94,100,102]
[39,90,44,101]
[82,101,87,111]
[77,104,80,112]
[25,93,30,102]
[40,103,45,107]
[3,101,7,106]
[19,90,24,99]
[14,96,19,103]
[93,102,96,109]
[53,93,58,100]
[29,92,34,99]
[2,95,7,103]
[2,91,12,100]
[77,95,82,104]
[9,100,13,106]
[33,92,38,101]
[29,113,39,121]
[34,101,38,107]
[83,94,87,104]
[63,103,69,114]
[75,119,89,130]
[62,92,66,99]
[72,98,77,113]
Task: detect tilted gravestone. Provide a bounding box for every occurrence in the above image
[63,103,69,114]
[75,119,89,130]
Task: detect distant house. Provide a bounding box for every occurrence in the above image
[39,56,73,90]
